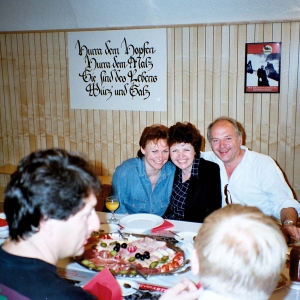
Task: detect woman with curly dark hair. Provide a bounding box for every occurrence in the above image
[163,122,221,222]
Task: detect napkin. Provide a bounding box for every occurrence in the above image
[83,268,122,300]
[151,220,174,232]
[0,219,7,227]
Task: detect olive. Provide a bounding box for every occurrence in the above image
[96,266,105,271]
[160,255,169,263]
[140,255,145,261]
[116,243,121,248]
[121,243,127,249]
[81,259,90,266]
[149,261,159,268]
[118,270,128,275]
[130,270,137,275]
[87,263,96,269]
[128,257,136,262]
[90,231,99,238]
[113,246,120,252]
[110,250,117,256]
[144,252,150,259]
[144,251,150,256]
[100,242,107,247]
[135,253,141,259]
[109,241,117,246]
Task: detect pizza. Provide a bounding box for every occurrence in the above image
[76,231,185,276]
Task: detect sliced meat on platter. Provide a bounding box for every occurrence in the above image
[76,232,185,276]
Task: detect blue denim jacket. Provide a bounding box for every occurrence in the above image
[113,157,175,216]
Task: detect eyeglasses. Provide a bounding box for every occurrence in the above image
[224,184,232,205]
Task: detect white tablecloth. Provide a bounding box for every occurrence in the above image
[57,212,300,300]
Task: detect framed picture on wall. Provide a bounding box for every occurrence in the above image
[244,42,281,93]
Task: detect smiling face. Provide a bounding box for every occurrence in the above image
[209,120,242,165]
[170,142,195,172]
[59,193,100,258]
[141,139,169,172]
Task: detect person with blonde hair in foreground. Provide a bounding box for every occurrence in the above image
[160,204,287,300]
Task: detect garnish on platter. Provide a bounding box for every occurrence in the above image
[75,231,185,277]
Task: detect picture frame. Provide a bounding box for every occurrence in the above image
[244,42,281,93]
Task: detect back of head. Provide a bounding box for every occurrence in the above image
[194,204,287,299]
[4,148,101,241]
[137,124,169,158]
[168,122,202,156]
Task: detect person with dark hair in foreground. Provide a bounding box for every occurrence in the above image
[160,204,287,300]
[0,148,101,300]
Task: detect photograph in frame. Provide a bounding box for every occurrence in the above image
[245,42,281,93]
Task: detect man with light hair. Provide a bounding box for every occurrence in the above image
[192,204,287,299]
[201,116,300,243]
[160,204,287,300]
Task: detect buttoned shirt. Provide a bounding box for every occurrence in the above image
[201,146,300,219]
[112,157,175,216]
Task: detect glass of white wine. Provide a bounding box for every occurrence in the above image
[105,196,120,223]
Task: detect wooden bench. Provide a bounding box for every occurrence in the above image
[0,164,112,211]
[0,164,16,175]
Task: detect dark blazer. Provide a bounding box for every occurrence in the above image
[165,158,222,223]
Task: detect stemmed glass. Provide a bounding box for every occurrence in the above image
[105,196,120,223]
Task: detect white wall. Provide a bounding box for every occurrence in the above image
[0,0,300,32]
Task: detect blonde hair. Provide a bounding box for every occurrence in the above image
[194,204,287,300]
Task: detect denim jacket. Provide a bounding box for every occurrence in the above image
[113,157,175,216]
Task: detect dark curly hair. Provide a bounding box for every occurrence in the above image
[137,124,169,159]
[168,122,202,157]
[4,148,101,241]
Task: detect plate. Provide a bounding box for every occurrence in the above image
[119,214,163,232]
[117,279,139,296]
[99,223,119,233]
[174,231,197,242]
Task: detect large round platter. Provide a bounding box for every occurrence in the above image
[119,214,164,233]
[75,232,186,278]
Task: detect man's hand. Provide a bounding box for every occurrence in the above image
[280,207,299,243]
[159,278,203,300]
[282,224,300,243]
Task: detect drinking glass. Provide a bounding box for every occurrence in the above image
[105,196,120,223]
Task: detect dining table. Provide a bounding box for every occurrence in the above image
[56,211,300,300]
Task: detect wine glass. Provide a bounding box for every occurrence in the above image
[105,196,120,223]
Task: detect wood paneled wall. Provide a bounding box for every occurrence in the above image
[1,22,300,199]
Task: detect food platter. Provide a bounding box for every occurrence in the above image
[119,214,164,233]
[76,231,187,278]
